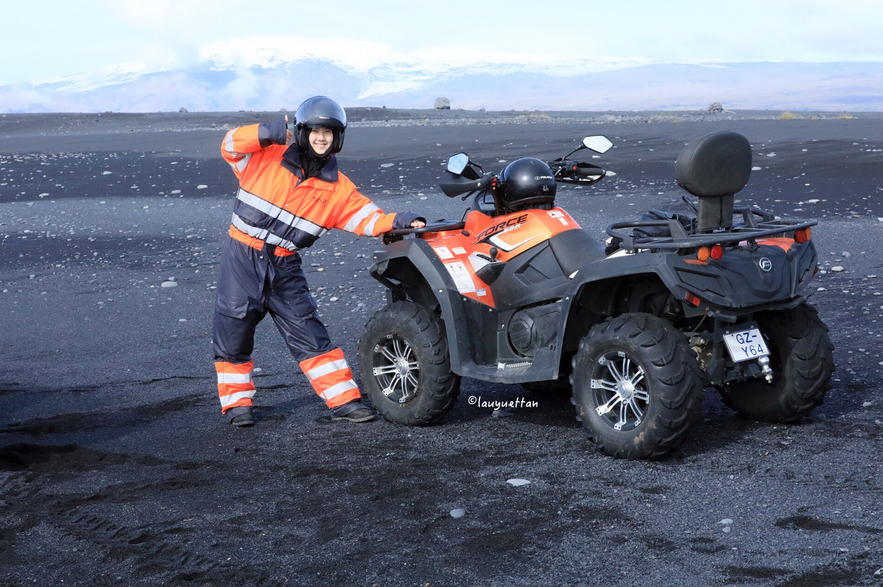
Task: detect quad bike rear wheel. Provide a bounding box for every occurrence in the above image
[718,303,834,423]
[571,313,705,460]
[359,301,461,425]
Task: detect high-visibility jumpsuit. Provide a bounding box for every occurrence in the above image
[213,122,418,414]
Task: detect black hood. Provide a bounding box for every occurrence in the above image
[281,144,339,183]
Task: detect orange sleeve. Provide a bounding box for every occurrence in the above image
[331,174,397,236]
[220,124,264,180]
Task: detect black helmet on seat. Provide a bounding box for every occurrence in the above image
[295,96,347,154]
[498,157,557,212]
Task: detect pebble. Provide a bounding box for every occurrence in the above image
[492,408,514,418]
[863,402,873,408]
[831,266,844,272]
[507,479,530,487]
[161,281,178,288]
[450,508,466,519]
[329,296,339,302]
[197,184,208,189]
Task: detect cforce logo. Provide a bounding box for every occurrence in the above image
[473,213,529,244]
[759,257,773,272]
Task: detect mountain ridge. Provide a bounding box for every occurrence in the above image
[2,59,881,113]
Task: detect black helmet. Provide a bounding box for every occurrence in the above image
[295,96,347,154]
[498,158,557,211]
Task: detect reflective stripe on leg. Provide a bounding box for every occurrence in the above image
[299,348,361,408]
[215,360,256,413]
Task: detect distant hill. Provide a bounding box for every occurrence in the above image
[2,58,881,113]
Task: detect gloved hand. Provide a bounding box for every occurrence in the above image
[258,119,292,147]
[392,212,426,230]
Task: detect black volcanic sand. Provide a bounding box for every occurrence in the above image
[1,111,883,586]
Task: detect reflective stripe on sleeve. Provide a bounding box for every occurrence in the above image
[362,212,381,236]
[224,131,251,173]
[223,130,236,155]
[343,203,381,233]
[234,154,251,174]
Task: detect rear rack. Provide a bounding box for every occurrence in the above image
[607,208,817,252]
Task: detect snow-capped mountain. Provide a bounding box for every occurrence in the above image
[2,45,881,113]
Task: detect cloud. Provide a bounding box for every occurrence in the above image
[0,85,57,113]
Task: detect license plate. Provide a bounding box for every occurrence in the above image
[723,326,770,363]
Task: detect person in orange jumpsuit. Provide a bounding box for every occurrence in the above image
[214,96,425,426]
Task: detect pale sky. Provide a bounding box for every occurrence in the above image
[4,0,883,86]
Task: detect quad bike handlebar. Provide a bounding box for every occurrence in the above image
[548,159,606,185]
[382,220,467,244]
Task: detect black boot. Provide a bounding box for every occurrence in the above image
[227,406,255,427]
[330,400,376,423]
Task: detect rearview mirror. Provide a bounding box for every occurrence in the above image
[582,136,613,154]
[447,153,470,174]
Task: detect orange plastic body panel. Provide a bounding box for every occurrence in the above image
[418,207,581,308]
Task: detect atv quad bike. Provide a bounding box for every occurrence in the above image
[358,131,834,460]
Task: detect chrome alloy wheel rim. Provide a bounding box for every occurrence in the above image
[590,351,649,431]
[373,335,420,403]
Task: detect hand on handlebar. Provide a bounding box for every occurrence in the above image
[411,219,426,228]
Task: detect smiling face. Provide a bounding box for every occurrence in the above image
[308,127,334,156]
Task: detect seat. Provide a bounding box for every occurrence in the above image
[549,229,606,276]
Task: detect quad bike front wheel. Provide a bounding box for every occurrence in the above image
[571,313,705,460]
[718,303,834,423]
[359,301,461,425]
